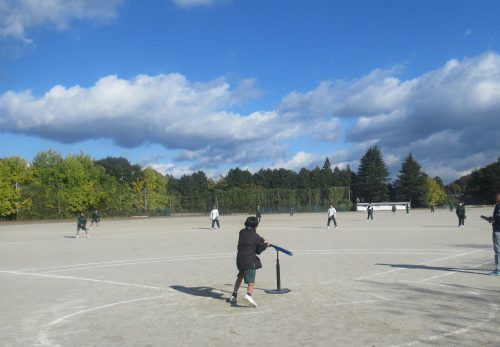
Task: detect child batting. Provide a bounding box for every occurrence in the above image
[229,216,270,307]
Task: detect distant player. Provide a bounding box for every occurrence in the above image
[392,204,396,215]
[430,204,435,213]
[210,206,220,229]
[229,216,270,307]
[456,202,466,227]
[481,192,500,276]
[367,203,374,220]
[406,203,410,214]
[76,212,89,239]
[89,209,100,229]
[327,203,337,228]
[256,205,262,223]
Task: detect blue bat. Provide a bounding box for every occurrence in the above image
[270,244,293,256]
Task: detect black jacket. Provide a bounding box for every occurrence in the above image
[493,202,500,231]
[236,227,268,271]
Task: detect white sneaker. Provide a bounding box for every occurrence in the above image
[229,295,237,304]
[490,270,500,276]
[244,294,257,307]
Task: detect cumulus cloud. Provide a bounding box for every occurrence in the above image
[281,52,500,182]
[0,0,123,42]
[2,52,499,182]
[0,72,339,170]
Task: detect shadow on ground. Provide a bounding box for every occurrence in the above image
[375,263,493,276]
[170,285,226,301]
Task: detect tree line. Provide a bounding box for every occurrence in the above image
[1,147,498,220]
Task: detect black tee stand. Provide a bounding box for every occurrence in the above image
[265,249,291,294]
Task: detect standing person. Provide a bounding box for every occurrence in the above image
[327,203,337,228]
[256,205,262,223]
[482,192,500,275]
[210,205,220,229]
[76,212,89,239]
[229,216,270,307]
[290,207,294,216]
[89,209,100,229]
[406,203,410,214]
[430,204,435,213]
[456,202,466,227]
[391,204,396,215]
[367,203,374,221]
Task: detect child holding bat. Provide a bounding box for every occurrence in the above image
[229,216,270,307]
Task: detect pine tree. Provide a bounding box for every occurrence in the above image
[393,153,428,207]
[356,146,389,202]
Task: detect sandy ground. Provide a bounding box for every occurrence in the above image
[1,207,499,347]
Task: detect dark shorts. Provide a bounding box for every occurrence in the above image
[237,269,256,284]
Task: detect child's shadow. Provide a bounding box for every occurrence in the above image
[170,285,228,301]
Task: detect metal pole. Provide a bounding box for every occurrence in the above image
[276,250,281,291]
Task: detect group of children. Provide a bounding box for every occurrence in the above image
[72,193,499,307]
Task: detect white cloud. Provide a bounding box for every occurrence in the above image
[0,0,124,42]
[282,52,500,182]
[171,0,229,9]
[148,162,193,177]
[2,52,500,182]
[0,72,338,170]
[270,151,319,171]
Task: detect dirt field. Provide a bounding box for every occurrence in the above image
[1,208,499,346]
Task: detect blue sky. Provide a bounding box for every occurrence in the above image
[1,0,499,182]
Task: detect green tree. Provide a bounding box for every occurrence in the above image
[28,150,66,218]
[355,146,389,202]
[427,177,446,206]
[393,153,428,207]
[142,167,169,212]
[95,156,142,183]
[61,153,104,213]
[226,168,254,188]
[0,157,31,218]
[464,160,500,204]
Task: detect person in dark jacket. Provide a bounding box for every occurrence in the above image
[229,216,270,307]
[76,212,89,239]
[482,192,500,275]
[89,209,100,229]
[367,203,374,220]
[456,202,466,227]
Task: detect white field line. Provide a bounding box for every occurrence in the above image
[9,249,467,274]
[294,248,473,253]
[14,252,235,273]
[39,255,235,274]
[0,270,166,290]
[389,303,498,347]
[0,229,193,247]
[37,296,164,346]
[355,249,487,281]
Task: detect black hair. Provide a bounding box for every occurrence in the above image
[244,216,259,229]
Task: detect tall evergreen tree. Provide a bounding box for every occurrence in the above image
[393,153,428,207]
[355,146,389,202]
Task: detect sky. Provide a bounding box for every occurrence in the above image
[0,0,499,183]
